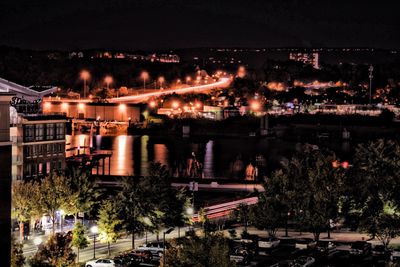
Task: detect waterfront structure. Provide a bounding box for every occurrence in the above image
[289,52,319,69]
[42,100,141,122]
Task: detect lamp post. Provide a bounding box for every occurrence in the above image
[163,228,174,267]
[80,70,90,99]
[90,226,99,259]
[158,76,165,89]
[369,65,374,105]
[60,210,65,232]
[186,207,194,231]
[285,212,290,237]
[104,76,113,90]
[141,71,149,89]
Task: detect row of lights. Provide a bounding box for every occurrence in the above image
[80,70,196,91]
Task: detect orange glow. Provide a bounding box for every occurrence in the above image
[44,102,51,110]
[149,101,156,108]
[251,101,260,111]
[195,102,202,108]
[104,75,113,85]
[119,104,126,111]
[80,70,90,80]
[61,102,68,109]
[158,76,165,83]
[141,71,149,80]
[186,76,191,82]
[78,103,85,110]
[172,101,179,109]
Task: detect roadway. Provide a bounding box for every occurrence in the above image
[108,77,231,103]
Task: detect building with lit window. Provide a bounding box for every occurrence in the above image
[10,114,67,180]
[289,52,319,69]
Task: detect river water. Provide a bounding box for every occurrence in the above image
[66,134,353,179]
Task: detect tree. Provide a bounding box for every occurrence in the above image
[375,214,400,249]
[289,147,345,241]
[67,169,99,223]
[349,139,400,239]
[231,203,251,233]
[117,162,188,249]
[71,222,89,263]
[98,199,123,256]
[35,172,74,234]
[12,181,40,241]
[161,233,233,267]
[11,235,25,267]
[29,232,76,267]
[253,145,345,241]
[117,177,152,249]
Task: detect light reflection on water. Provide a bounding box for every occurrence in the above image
[67,134,351,179]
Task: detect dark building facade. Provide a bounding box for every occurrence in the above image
[0,93,13,266]
[17,115,66,179]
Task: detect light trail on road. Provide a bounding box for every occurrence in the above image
[108,77,231,103]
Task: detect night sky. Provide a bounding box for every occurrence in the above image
[0,0,399,50]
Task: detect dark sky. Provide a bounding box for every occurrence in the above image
[0,0,399,50]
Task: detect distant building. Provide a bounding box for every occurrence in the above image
[42,101,141,122]
[10,113,67,180]
[289,52,319,69]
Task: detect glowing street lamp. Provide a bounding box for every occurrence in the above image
[250,101,260,112]
[80,70,90,99]
[141,71,149,89]
[149,100,157,108]
[186,76,191,84]
[104,76,113,90]
[172,101,179,109]
[90,226,99,259]
[158,76,165,89]
[59,209,65,232]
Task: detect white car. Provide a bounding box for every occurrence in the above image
[137,242,164,257]
[258,237,280,249]
[392,249,400,261]
[85,259,121,267]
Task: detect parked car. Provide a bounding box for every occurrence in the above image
[230,248,251,265]
[136,242,164,257]
[258,237,281,249]
[391,248,400,261]
[130,250,153,262]
[350,241,372,256]
[372,245,391,258]
[85,259,122,267]
[295,238,317,250]
[230,239,257,257]
[315,241,336,254]
[293,256,315,267]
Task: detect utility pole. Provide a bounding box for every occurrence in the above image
[369,65,374,105]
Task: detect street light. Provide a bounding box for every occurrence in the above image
[90,226,99,259]
[104,76,113,90]
[141,71,149,89]
[163,228,174,266]
[186,76,191,84]
[80,70,90,99]
[158,76,165,89]
[59,209,65,232]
